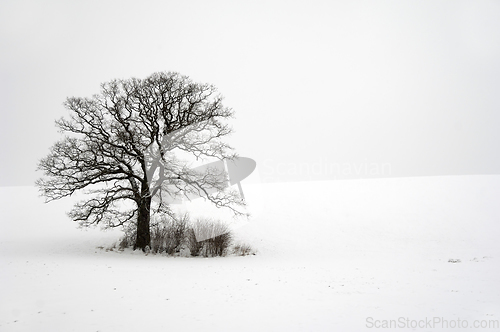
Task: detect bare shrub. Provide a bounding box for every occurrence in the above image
[118,222,137,250]
[207,232,232,257]
[186,227,204,257]
[150,221,169,254]
[232,243,255,256]
[190,219,232,257]
[168,213,189,254]
[150,214,188,254]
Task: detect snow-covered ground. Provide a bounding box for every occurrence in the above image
[1,175,499,331]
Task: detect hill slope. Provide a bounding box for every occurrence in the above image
[1,175,499,331]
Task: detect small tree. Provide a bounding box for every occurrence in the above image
[36,71,245,250]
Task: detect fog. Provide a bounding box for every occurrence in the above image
[1,0,499,185]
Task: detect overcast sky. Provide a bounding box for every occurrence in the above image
[1,0,499,186]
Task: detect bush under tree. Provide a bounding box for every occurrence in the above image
[116,214,240,257]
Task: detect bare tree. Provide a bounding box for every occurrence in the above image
[36,72,245,250]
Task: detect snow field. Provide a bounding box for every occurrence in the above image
[1,175,499,331]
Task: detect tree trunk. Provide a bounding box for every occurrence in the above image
[134,188,152,251]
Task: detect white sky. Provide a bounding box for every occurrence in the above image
[1,0,500,185]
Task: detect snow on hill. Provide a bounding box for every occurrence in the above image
[1,175,499,331]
